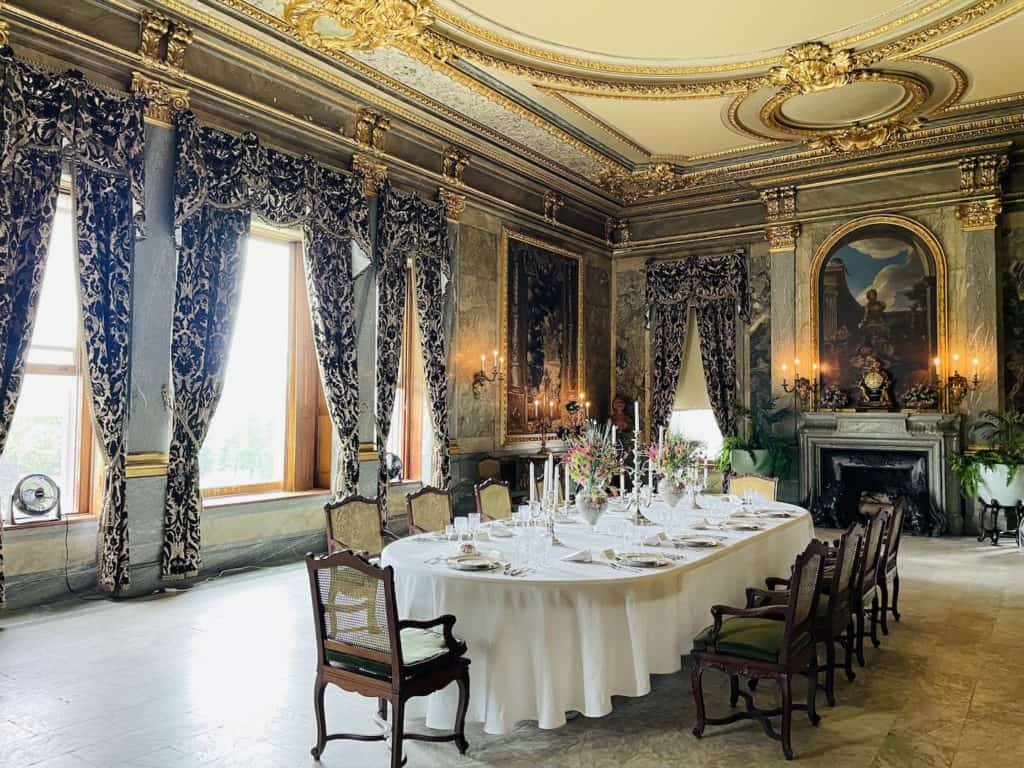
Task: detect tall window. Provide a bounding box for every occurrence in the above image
[670,308,724,458]
[384,263,425,483]
[200,231,326,497]
[0,194,96,516]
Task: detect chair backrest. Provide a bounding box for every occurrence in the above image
[885,499,906,567]
[477,458,501,481]
[780,539,827,664]
[860,509,890,588]
[475,479,512,521]
[305,550,402,679]
[534,478,564,504]
[728,474,778,502]
[827,523,867,625]
[406,486,453,534]
[324,495,385,556]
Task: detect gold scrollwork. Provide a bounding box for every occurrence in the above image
[958,153,1009,195]
[138,9,192,73]
[765,223,801,253]
[956,198,1002,230]
[130,71,190,125]
[354,107,390,151]
[139,10,170,62]
[441,145,469,185]
[281,0,434,53]
[437,187,466,222]
[597,163,689,203]
[351,153,388,195]
[806,120,919,153]
[769,42,857,94]
[760,186,796,222]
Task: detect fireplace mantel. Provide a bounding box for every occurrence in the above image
[798,412,963,534]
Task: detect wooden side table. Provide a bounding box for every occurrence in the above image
[977,499,1022,547]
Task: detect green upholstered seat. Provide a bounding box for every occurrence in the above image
[326,627,460,680]
[693,617,809,663]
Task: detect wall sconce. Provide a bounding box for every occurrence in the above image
[472,349,504,399]
[781,358,818,410]
[943,354,981,410]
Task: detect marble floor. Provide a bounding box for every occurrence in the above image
[0,534,1021,768]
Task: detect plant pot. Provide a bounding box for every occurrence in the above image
[575,489,607,525]
[730,448,774,476]
[976,464,1024,506]
[658,477,684,509]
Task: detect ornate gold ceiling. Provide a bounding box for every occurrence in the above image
[202,0,1024,202]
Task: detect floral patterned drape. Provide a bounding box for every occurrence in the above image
[0,50,71,605]
[162,114,369,579]
[374,183,451,511]
[646,251,749,437]
[70,80,147,593]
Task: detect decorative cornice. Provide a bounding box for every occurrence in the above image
[281,0,435,54]
[543,190,564,223]
[765,222,801,253]
[130,71,189,125]
[760,185,796,222]
[958,153,1009,195]
[353,107,390,152]
[597,163,689,203]
[351,153,388,195]
[441,144,469,185]
[956,198,1002,230]
[139,9,192,73]
[806,120,919,154]
[438,187,466,222]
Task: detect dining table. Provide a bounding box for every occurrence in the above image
[380,497,816,735]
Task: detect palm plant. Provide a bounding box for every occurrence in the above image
[949,410,1024,497]
[715,398,793,478]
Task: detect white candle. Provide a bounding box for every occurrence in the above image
[554,465,560,503]
[529,461,536,503]
[648,455,654,488]
[658,426,665,450]
[619,470,625,495]
[634,400,640,432]
[611,425,617,445]
[543,456,550,501]
[564,459,571,499]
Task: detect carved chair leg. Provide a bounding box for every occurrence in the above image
[311,678,327,760]
[378,698,388,722]
[779,673,794,761]
[824,638,837,707]
[870,592,882,649]
[879,576,890,636]
[691,664,707,738]
[729,674,740,708]
[454,669,470,755]
[806,660,820,727]
[892,571,901,621]
[390,698,406,768]
[844,621,857,682]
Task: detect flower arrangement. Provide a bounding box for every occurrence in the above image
[563,422,622,501]
[647,433,705,489]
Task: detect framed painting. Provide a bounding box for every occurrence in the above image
[499,229,584,444]
[810,215,947,410]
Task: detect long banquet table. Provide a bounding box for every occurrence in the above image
[381,499,815,735]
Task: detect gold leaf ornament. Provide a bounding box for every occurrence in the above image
[282,0,435,53]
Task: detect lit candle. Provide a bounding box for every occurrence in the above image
[492,349,498,370]
[564,458,571,500]
[480,354,486,370]
[933,356,940,375]
[611,425,617,445]
[498,355,504,372]
[648,452,654,488]
[953,353,960,372]
[529,461,536,503]
[794,358,801,377]
[534,398,539,419]
[972,357,979,377]
[634,400,640,432]
[548,400,554,419]
[585,401,591,419]
[658,426,665,452]
[781,363,788,377]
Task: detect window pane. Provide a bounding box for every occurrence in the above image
[27,196,77,366]
[669,409,723,459]
[0,373,79,512]
[200,237,292,490]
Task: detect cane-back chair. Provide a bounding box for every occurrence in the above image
[852,509,890,666]
[878,499,906,635]
[691,540,827,760]
[406,486,453,534]
[306,550,470,766]
[728,474,779,502]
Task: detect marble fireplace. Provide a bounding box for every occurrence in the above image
[798,412,962,535]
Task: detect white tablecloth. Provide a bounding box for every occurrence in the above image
[381,500,815,735]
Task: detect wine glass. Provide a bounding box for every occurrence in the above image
[468,512,481,543]
[454,516,469,546]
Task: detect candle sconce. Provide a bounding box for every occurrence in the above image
[945,356,981,410]
[471,351,504,399]
[781,362,818,410]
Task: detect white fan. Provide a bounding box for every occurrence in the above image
[11,473,61,523]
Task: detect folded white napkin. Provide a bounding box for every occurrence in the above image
[561,549,593,563]
[488,522,514,538]
[642,532,670,546]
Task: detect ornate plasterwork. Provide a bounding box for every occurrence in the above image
[130,71,190,124]
[139,9,192,72]
[597,163,689,203]
[351,153,388,194]
[281,0,435,53]
[958,153,1008,194]
[806,120,919,153]
[760,185,796,222]
[441,144,469,185]
[437,186,465,221]
[769,42,857,93]
[956,198,1002,230]
[543,190,564,222]
[765,222,802,252]
[605,217,630,246]
[354,107,391,150]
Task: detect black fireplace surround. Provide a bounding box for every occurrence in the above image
[811,448,946,536]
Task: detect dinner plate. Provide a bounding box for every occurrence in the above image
[446,555,502,571]
[614,552,672,568]
[724,520,764,531]
[760,509,799,518]
[673,534,724,548]
[691,522,725,531]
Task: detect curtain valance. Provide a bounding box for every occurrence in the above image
[644,250,750,326]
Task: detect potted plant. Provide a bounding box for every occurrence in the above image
[949,410,1024,505]
[715,400,793,478]
[647,433,706,508]
[563,423,622,524]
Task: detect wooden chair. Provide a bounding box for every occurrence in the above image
[852,509,890,667]
[477,457,501,481]
[406,486,453,534]
[306,550,470,765]
[324,495,397,557]
[748,524,867,706]
[728,474,779,502]
[475,478,512,521]
[533,478,564,504]
[691,539,827,761]
[878,500,906,635]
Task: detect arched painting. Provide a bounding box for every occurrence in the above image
[814,218,944,409]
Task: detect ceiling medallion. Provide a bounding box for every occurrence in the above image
[281,0,434,53]
[769,42,856,94]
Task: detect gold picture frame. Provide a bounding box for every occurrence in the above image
[498,228,585,445]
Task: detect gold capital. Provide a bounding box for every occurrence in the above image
[765,223,801,252]
[352,154,388,195]
[956,198,1001,231]
[131,72,190,125]
[958,154,1008,196]
[441,145,469,186]
[354,107,390,152]
[759,186,796,222]
[438,187,466,222]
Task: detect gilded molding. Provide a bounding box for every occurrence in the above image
[760,186,796,222]
[354,107,390,151]
[437,187,465,221]
[351,153,388,195]
[543,190,564,223]
[281,0,435,53]
[441,144,469,185]
[597,163,689,203]
[130,71,190,125]
[956,198,1002,230]
[769,42,856,94]
[765,222,801,253]
[139,8,192,73]
[958,153,1008,195]
[126,452,169,479]
[806,120,919,153]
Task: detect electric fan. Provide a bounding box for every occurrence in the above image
[10,473,62,524]
[384,452,404,482]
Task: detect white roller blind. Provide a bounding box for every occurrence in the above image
[673,308,713,411]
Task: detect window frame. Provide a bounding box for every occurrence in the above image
[386,262,424,484]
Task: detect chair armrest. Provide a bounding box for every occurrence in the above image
[765,576,791,590]
[398,614,460,652]
[746,587,788,609]
[382,528,401,543]
[708,604,787,646]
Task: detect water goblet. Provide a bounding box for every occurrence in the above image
[468,512,481,543]
[454,516,469,545]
